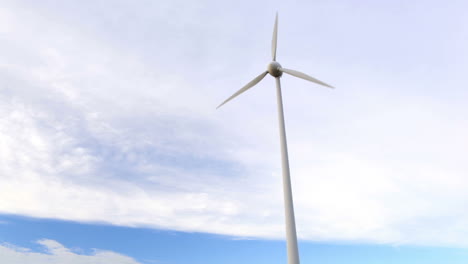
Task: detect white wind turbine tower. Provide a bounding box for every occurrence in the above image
[217,13,334,264]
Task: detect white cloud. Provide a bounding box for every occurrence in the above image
[1,0,468,247]
[0,239,141,264]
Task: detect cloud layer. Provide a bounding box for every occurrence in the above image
[1,0,468,247]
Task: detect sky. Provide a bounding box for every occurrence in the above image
[1,0,468,263]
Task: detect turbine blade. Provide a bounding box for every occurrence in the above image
[216,71,268,109]
[281,68,334,88]
[272,13,278,61]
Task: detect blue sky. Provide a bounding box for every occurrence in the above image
[2,214,468,264]
[1,0,468,263]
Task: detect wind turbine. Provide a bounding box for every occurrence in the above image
[217,13,333,264]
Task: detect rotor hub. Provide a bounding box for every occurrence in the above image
[267,61,282,77]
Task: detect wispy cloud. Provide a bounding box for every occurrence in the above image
[1,0,468,247]
[0,240,142,264]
